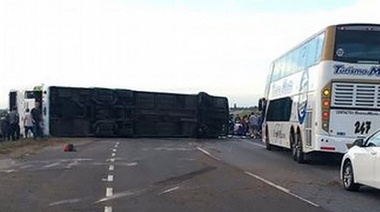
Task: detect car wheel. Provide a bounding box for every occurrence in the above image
[342,161,360,191]
[295,133,305,163]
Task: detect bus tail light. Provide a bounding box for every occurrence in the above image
[321,83,332,132]
[323,100,330,107]
[323,89,330,97]
[321,146,336,151]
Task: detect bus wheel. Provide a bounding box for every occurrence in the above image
[295,133,305,163]
[265,129,272,150]
[290,133,297,161]
[265,137,272,150]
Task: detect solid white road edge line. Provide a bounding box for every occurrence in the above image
[43,162,61,168]
[196,147,221,161]
[244,171,320,207]
[160,186,180,195]
[49,198,81,206]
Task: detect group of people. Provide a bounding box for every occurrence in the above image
[0,102,43,141]
[229,112,263,138]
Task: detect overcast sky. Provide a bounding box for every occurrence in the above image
[0,0,378,109]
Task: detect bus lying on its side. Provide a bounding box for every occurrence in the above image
[10,85,229,138]
[261,23,380,163]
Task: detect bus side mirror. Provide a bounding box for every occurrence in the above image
[353,138,364,147]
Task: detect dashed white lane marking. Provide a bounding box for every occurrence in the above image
[106,187,113,197]
[244,171,320,207]
[243,140,266,148]
[196,147,221,161]
[103,142,118,212]
[160,186,180,195]
[108,175,114,182]
[104,142,119,212]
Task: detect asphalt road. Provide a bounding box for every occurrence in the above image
[0,137,379,212]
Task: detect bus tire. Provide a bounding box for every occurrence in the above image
[295,132,305,163]
[265,138,272,150]
[290,132,297,161]
[265,127,272,150]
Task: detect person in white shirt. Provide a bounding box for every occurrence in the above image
[23,108,34,138]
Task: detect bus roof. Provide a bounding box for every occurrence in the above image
[270,23,380,64]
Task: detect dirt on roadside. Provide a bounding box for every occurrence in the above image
[0,137,94,159]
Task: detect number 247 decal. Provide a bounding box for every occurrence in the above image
[354,121,371,134]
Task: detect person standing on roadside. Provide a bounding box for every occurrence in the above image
[249,112,259,138]
[23,108,34,138]
[249,112,256,137]
[31,102,43,139]
[0,116,9,141]
[8,107,20,141]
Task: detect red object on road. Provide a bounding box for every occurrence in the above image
[64,144,75,152]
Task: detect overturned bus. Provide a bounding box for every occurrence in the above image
[10,85,229,138]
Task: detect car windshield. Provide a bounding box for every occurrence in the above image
[366,132,380,147]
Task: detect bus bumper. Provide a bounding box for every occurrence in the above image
[314,135,356,154]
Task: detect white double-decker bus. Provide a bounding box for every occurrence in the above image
[261,23,380,163]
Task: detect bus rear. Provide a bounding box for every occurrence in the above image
[318,24,380,153]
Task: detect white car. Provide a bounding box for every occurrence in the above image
[341,130,380,191]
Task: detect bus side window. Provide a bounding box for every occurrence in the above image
[315,33,325,62]
[307,38,318,67]
[266,97,293,122]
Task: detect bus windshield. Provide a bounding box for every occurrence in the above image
[334,29,380,63]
